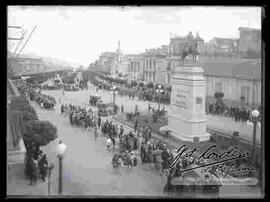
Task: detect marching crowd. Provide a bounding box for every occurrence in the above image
[206,102,261,122]
[60,101,174,176]
[60,101,221,196]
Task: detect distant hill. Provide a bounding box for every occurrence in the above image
[19,53,82,67]
[8,53,80,76]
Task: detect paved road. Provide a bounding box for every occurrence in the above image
[94,83,261,142]
[37,86,262,197]
[31,101,168,196]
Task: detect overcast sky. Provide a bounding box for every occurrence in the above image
[8,6,261,66]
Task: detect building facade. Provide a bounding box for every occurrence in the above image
[199,59,261,107]
[7,79,27,183]
[198,37,239,59]
[127,54,144,82]
[143,52,167,85]
[238,27,261,59]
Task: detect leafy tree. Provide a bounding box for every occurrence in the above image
[138,82,145,88]
[146,82,154,89]
[214,92,224,100]
[24,120,57,149]
[214,92,225,108]
[23,120,57,178]
[131,81,137,87]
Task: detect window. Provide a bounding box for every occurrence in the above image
[215,82,223,93]
[241,86,250,103]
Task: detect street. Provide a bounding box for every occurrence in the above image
[44,82,261,143]
[32,100,167,196]
[30,84,260,197]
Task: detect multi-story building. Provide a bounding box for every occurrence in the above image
[143,49,167,85]
[97,41,125,76]
[127,54,144,82]
[198,37,239,59]
[117,59,130,78]
[239,27,261,59]
[169,36,189,56]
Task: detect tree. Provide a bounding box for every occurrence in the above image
[214,92,226,108]
[147,82,154,89]
[131,81,137,87]
[24,120,58,149]
[23,120,57,178]
[138,82,145,88]
[214,92,224,100]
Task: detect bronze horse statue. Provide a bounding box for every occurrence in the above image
[181,39,200,63]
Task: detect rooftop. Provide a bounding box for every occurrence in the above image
[239,27,261,32]
[198,59,261,80]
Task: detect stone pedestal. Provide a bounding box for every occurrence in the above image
[161,65,210,142]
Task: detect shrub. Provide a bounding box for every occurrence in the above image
[24,120,58,148]
[214,92,224,99]
[146,82,154,89]
[126,112,133,121]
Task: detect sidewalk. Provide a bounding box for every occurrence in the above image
[7,175,56,197]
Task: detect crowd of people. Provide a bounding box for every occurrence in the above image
[206,102,261,122]
[92,79,171,105]
[61,103,97,128]
[25,148,49,185]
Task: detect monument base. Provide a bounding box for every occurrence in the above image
[160,125,210,142]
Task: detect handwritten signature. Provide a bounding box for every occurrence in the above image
[169,145,255,178]
[201,161,256,178]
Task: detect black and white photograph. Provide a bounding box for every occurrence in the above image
[7,6,264,198]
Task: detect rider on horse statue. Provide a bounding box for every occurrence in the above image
[181,31,200,63]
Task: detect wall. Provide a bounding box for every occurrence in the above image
[205,75,261,106]
[156,58,168,85]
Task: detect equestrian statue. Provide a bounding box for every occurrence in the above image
[181,32,200,63]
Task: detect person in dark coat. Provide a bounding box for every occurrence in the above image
[111,137,116,152]
[134,120,139,132]
[97,116,101,129]
[38,154,48,181]
[69,111,74,125]
[61,104,64,115]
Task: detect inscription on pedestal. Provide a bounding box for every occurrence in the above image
[162,66,210,142]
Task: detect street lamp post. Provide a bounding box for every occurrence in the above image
[156,84,164,117]
[47,162,55,196]
[56,141,67,195]
[247,109,260,165]
[110,86,118,117]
